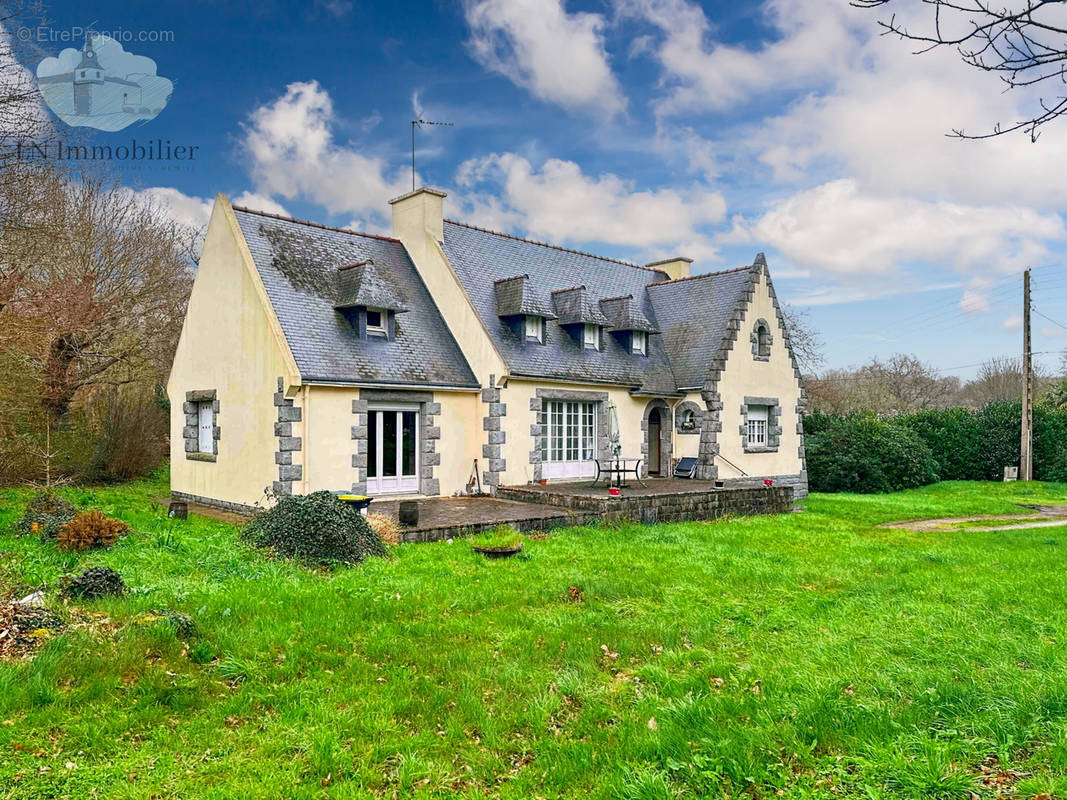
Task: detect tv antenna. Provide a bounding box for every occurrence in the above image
[411,118,453,191]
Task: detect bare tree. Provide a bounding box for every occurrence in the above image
[0,3,62,154]
[782,303,826,373]
[807,353,960,414]
[854,0,1067,140]
[0,167,195,422]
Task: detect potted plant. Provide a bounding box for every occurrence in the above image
[470,526,523,558]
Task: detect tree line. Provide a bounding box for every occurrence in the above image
[0,160,197,486]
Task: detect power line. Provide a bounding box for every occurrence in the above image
[1034,307,1067,331]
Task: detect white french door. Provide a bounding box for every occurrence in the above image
[367,405,419,494]
[540,400,596,480]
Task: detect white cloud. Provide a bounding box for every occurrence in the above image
[722,179,1065,278]
[960,277,994,315]
[242,80,410,225]
[622,0,1067,211]
[127,186,213,231]
[1041,326,1066,339]
[463,0,626,117]
[1003,315,1023,331]
[455,152,725,255]
[619,0,858,117]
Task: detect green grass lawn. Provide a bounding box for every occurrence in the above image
[3,473,1067,799]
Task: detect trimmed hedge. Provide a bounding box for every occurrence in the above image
[805,415,938,494]
[805,401,1067,492]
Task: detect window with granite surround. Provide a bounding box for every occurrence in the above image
[740,396,781,453]
[751,319,772,361]
[183,390,219,462]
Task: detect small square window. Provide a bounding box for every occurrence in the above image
[746,405,769,446]
[366,308,385,335]
[583,324,599,350]
[525,315,542,343]
[197,402,215,454]
[632,331,646,355]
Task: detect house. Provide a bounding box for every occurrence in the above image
[168,189,807,513]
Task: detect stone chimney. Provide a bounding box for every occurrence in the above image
[646,257,693,281]
[390,187,446,244]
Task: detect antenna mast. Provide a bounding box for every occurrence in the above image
[411,118,454,191]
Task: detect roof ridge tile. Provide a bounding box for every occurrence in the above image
[443,218,666,274]
[646,265,752,287]
[232,204,401,244]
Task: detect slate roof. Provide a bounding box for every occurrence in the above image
[441,220,725,396]
[647,268,754,390]
[443,219,753,395]
[233,207,478,388]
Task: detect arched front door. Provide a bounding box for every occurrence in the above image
[648,408,662,475]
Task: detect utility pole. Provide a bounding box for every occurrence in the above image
[1021,268,1033,481]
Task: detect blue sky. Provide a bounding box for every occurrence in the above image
[21,0,1067,376]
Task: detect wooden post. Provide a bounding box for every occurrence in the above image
[1021,268,1033,481]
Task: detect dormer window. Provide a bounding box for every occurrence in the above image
[632,331,646,355]
[366,307,386,336]
[583,324,600,351]
[333,260,408,342]
[525,315,543,343]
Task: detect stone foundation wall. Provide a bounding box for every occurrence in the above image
[496,484,794,525]
[171,490,257,516]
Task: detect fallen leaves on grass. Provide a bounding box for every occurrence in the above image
[0,603,64,659]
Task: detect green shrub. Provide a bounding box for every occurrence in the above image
[1034,404,1067,482]
[63,566,127,600]
[805,415,938,493]
[800,412,840,437]
[974,401,1023,481]
[896,407,983,481]
[242,491,386,566]
[14,492,76,541]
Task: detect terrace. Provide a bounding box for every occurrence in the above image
[374,478,795,543]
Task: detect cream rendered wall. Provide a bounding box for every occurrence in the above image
[436,391,482,494]
[168,196,298,507]
[498,379,652,486]
[302,386,354,494]
[390,189,507,387]
[714,271,803,479]
[303,386,481,497]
